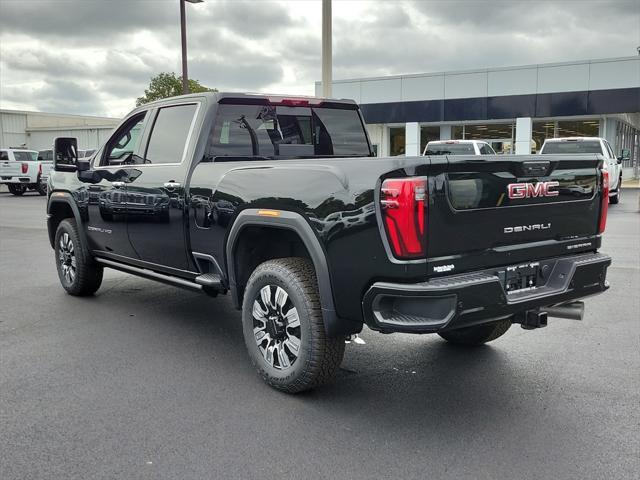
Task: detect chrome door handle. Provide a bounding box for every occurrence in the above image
[112,181,125,188]
[164,181,181,189]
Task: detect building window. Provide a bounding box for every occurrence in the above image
[389,127,405,156]
[556,120,600,138]
[449,123,515,153]
[532,121,555,152]
[420,126,439,154]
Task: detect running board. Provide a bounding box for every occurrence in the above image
[95,258,204,292]
[194,273,222,288]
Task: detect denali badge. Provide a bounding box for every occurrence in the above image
[507,181,559,199]
[504,223,551,233]
[433,264,455,273]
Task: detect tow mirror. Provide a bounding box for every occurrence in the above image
[53,137,79,172]
[621,149,630,162]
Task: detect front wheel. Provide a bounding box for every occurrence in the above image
[609,178,622,204]
[242,258,345,393]
[8,184,27,196]
[438,318,512,346]
[55,219,103,296]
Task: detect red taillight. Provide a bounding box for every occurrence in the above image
[598,170,609,234]
[380,178,427,259]
[21,163,28,174]
[38,163,42,175]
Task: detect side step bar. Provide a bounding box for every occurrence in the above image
[96,258,204,292]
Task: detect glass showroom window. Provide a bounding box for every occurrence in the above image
[451,123,515,153]
[389,127,406,156]
[532,121,555,152]
[420,126,439,154]
[556,120,600,138]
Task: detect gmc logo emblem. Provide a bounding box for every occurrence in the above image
[508,181,559,199]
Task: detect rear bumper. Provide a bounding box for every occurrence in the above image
[362,252,611,334]
[0,177,33,183]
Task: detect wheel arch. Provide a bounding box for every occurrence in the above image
[47,193,87,249]
[226,209,352,337]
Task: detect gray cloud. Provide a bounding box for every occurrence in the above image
[1,0,638,117]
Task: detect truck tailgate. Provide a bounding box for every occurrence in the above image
[426,154,604,275]
[0,160,24,177]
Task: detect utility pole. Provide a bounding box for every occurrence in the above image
[179,0,203,95]
[321,0,332,98]
[180,0,189,94]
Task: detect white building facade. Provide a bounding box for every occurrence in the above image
[0,109,120,152]
[316,56,640,177]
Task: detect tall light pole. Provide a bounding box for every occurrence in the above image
[321,0,332,98]
[180,0,203,94]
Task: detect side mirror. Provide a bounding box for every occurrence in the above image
[37,156,43,161]
[53,137,79,172]
[621,149,631,162]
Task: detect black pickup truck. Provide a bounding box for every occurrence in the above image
[47,92,611,392]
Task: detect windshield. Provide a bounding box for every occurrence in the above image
[13,151,37,161]
[210,104,372,158]
[541,141,602,154]
[425,143,475,155]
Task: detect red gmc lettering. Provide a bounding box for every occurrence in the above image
[508,181,559,199]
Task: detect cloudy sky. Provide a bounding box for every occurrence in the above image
[1,0,638,118]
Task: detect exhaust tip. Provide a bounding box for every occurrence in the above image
[543,301,585,321]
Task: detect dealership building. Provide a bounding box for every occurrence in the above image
[0,109,119,152]
[317,55,640,177]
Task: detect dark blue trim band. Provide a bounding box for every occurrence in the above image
[359,87,640,124]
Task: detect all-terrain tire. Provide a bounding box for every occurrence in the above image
[36,177,47,196]
[242,257,345,393]
[438,318,512,346]
[8,184,26,196]
[54,219,103,296]
[609,178,621,204]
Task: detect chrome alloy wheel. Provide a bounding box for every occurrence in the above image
[58,232,76,283]
[252,285,301,370]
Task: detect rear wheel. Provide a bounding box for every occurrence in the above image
[54,219,103,296]
[438,318,511,346]
[36,178,47,196]
[609,177,622,204]
[242,258,345,393]
[8,184,27,196]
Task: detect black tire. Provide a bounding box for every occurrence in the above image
[54,219,103,296]
[36,178,47,196]
[438,318,512,346]
[242,257,345,393]
[609,180,621,205]
[8,184,27,196]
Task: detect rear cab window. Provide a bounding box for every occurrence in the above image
[0,150,8,161]
[541,141,603,154]
[13,151,36,161]
[209,103,372,159]
[425,143,475,155]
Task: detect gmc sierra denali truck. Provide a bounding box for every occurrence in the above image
[47,93,611,393]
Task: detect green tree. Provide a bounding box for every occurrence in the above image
[136,72,217,106]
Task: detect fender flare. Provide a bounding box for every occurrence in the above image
[226,209,348,337]
[47,192,88,249]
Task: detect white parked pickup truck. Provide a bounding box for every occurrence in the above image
[539,137,623,204]
[0,148,53,196]
[424,140,497,156]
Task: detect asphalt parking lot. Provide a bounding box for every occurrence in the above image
[1,186,638,480]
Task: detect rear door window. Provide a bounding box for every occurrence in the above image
[145,104,198,165]
[209,104,371,158]
[0,151,8,160]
